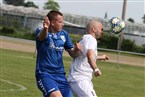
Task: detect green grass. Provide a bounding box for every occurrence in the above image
[0,49,145,97]
[94,61,145,97]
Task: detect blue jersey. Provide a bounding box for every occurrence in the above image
[35,27,74,75]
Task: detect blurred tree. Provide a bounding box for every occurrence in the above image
[3,0,24,6]
[142,14,145,23]
[24,1,38,8]
[43,0,60,11]
[127,18,134,23]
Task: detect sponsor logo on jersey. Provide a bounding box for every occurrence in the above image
[49,42,64,51]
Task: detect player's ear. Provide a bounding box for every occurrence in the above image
[92,27,97,32]
[51,20,55,26]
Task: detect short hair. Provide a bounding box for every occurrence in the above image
[47,10,63,21]
[86,20,102,32]
[86,20,95,32]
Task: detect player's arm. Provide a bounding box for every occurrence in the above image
[87,49,101,77]
[66,42,81,58]
[97,55,109,61]
[38,17,50,41]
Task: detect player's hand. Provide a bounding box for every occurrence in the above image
[94,68,101,77]
[74,42,81,51]
[43,17,50,29]
[101,55,109,61]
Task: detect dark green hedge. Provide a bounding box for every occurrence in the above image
[0,26,144,54]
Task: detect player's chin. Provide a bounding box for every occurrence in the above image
[96,36,102,40]
[96,34,102,40]
[58,28,62,32]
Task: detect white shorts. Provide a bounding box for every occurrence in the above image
[69,80,97,97]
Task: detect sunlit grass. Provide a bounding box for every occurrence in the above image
[0,49,145,97]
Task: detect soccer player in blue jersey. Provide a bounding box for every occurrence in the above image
[35,10,79,97]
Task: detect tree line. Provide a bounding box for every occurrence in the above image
[3,0,60,11]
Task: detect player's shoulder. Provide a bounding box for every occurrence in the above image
[61,29,68,34]
[59,29,70,38]
[82,34,93,40]
[81,34,96,43]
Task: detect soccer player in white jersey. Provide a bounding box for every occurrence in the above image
[68,20,109,97]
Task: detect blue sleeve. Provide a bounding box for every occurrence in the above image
[63,30,74,49]
[35,27,42,38]
[35,27,43,49]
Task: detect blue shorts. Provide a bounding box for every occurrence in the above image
[36,73,72,97]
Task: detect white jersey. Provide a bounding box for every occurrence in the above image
[68,34,98,82]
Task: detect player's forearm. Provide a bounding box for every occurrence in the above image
[97,55,109,60]
[87,50,98,70]
[88,56,98,71]
[38,28,48,41]
[87,53,101,77]
[67,48,80,58]
[96,56,103,60]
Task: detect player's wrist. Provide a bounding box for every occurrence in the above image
[94,68,100,73]
[43,27,49,30]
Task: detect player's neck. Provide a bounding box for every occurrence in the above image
[89,33,96,38]
[49,27,57,34]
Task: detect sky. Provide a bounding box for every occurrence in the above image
[25,0,145,24]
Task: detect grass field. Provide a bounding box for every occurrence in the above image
[0,49,145,97]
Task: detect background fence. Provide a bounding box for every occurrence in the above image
[1,4,145,66]
[1,4,145,46]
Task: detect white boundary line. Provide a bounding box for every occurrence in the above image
[0,79,27,92]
